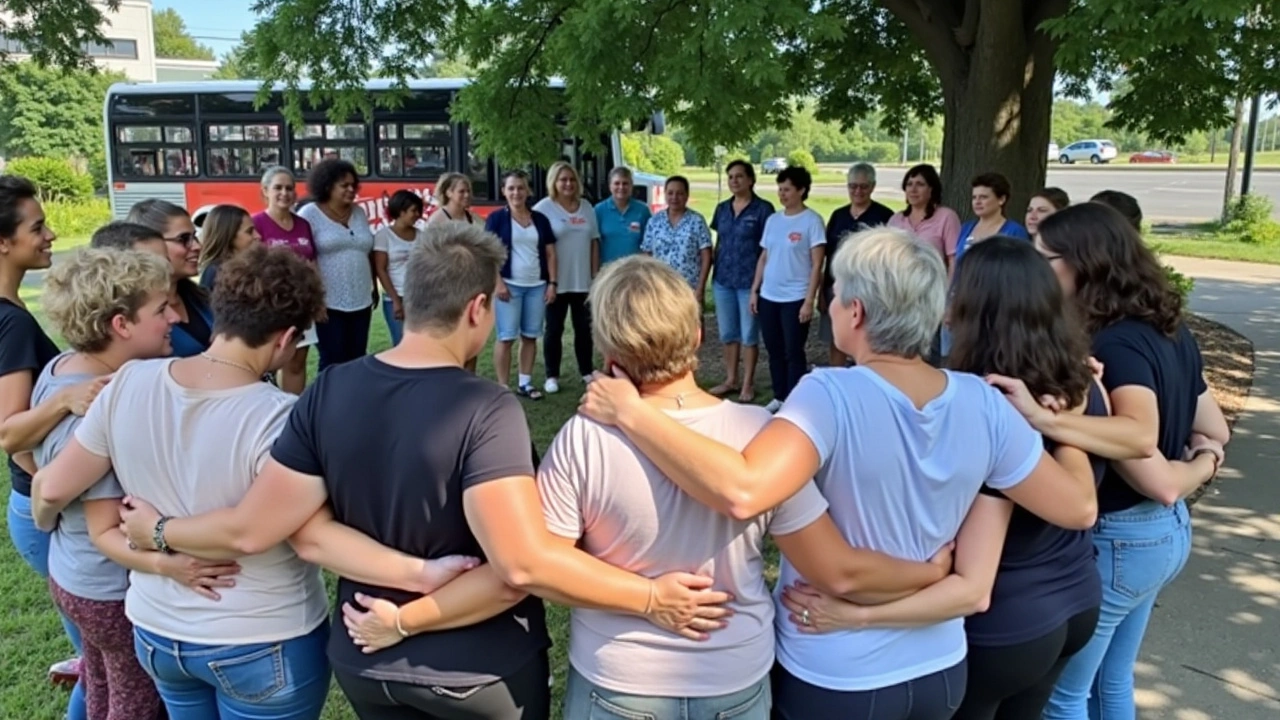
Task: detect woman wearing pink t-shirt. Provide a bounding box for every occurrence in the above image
[252,165,317,394]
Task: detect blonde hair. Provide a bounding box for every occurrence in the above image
[588,255,699,385]
[436,172,471,206]
[546,161,581,203]
[44,248,172,353]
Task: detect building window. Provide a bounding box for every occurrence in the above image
[86,38,139,60]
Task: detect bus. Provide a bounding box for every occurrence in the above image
[102,78,667,230]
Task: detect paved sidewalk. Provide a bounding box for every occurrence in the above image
[1135,257,1280,719]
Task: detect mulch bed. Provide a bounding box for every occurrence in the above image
[692,313,1256,506]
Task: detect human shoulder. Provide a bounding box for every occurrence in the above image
[0,299,41,336]
[295,202,322,223]
[532,197,556,215]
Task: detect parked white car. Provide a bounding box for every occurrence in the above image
[1058,139,1118,164]
[1048,142,1059,160]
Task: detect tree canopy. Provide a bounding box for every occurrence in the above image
[0,61,120,160]
[152,7,214,61]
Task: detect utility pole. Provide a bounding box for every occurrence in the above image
[1242,94,1262,196]
[1223,97,1246,222]
[901,128,909,164]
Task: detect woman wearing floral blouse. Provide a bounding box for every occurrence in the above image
[641,176,711,305]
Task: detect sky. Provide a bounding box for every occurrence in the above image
[152,0,256,58]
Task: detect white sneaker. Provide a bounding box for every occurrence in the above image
[765,399,783,413]
[544,378,560,394]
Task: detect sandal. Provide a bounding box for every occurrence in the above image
[517,383,545,401]
[709,382,739,397]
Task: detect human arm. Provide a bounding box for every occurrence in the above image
[749,251,767,314]
[31,436,115,531]
[779,494,1012,630]
[0,371,109,456]
[695,216,713,307]
[544,242,558,303]
[1194,388,1230,444]
[85,498,241,601]
[372,238,399,301]
[986,373,1156,460]
[800,243,826,324]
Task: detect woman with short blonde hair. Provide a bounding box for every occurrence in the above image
[534,161,600,394]
[32,248,183,720]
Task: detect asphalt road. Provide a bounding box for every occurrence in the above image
[701,167,1280,223]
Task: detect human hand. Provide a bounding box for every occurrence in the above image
[155,552,240,601]
[496,280,511,303]
[1185,432,1225,465]
[578,366,643,427]
[1087,356,1105,383]
[392,297,404,321]
[119,496,162,551]
[63,374,113,416]
[985,374,1053,429]
[929,541,955,577]
[343,592,405,653]
[544,284,557,305]
[780,582,862,634]
[799,300,814,324]
[643,572,735,641]
[417,555,480,594]
[749,291,759,315]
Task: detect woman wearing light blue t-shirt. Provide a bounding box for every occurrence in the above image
[581,227,1098,719]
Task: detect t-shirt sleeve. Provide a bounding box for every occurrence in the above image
[255,401,295,475]
[1180,324,1209,395]
[985,387,1045,491]
[640,217,655,253]
[759,215,777,250]
[774,373,839,467]
[81,470,124,502]
[710,204,721,233]
[585,204,600,240]
[296,215,314,241]
[0,308,46,377]
[462,391,536,491]
[270,382,325,476]
[942,209,961,255]
[768,479,830,535]
[696,214,712,251]
[535,419,586,539]
[74,372,120,458]
[373,227,390,252]
[1093,334,1158,393]
[808,212,827,247]
[532,197,553,215]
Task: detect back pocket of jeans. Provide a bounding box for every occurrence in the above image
[209,644,286,703]
[1112,535,1175,599]
[588,692,658,720]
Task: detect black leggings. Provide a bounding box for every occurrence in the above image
[771,660,967,720]
[757,297,810,401]
[952,606,1101,720]
[335,651,550,720]
[315,306,372,371]
[544,291,593,379]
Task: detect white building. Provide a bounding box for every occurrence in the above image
[0,0,217,82]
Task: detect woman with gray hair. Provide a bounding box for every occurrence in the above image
[253,165,319,393]
[822,163,894,367]
[581,226,1097,718]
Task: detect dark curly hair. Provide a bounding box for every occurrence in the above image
[971,172,1012,201]
[948,236,1093,409]
[0,175,39,239]
[901,164,943,219]
[777,166,812,201]
[210,245,325,347]
[1038,202,1182,337]
[306,159,360,204]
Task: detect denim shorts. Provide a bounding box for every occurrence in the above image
[713,282,759,347]
[496,282,547,342]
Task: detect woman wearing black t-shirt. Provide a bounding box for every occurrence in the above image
[946,237,1104,719]
[0,175,94,720]
[125,199,214,357]
[989,203,1229,720]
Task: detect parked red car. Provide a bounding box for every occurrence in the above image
[1129,150,1177,164]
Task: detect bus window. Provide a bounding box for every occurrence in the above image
[206,124,284,177]
[292,123,369,175]
[293,146,368,175]
[114,124,198,177]
[376,122,451,178]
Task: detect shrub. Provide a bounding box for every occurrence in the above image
[1164,264,1195,303]
[643,135,685,176]
[1219,194,1280,245]
[5,156,94,202]
[620,134,654,174]
[44,197,112,241]
[786,148,818,173]
[861,141,901,164]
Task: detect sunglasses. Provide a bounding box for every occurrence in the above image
[165,232,198,247]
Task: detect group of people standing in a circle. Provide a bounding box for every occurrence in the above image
[0,152,1231,720]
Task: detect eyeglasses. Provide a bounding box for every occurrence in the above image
[848,183,873,191]
[165,232,198,247]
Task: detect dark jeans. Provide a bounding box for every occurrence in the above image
[335,651,551,720]
[953,607,1100,720]
[315,306,372,371]
[771,660,967,720]
[544,292,593,379]
[757,298,810,401]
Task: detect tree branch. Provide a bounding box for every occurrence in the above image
[638,0,687,59]
[880,0,967,79]
[509,5,567,119]
[954,0,980,48]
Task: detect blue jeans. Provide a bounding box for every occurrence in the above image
[713,282,759,347]
[7,489,88,720]
[1043,501,1193,720]
[496,282,548,342]
[564,666,770,720]
[382,295,405,346]
[133,622,331,720]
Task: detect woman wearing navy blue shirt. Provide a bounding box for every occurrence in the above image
[992,203,1229,720]
[126,199,214,358]
[947,237,1104,719]
[708,160,773,402]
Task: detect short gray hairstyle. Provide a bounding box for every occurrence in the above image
[833,227,944,359]
[402,221,508,333]
[260,165,295,189]
[847,162,877,185]
[608,166,634,182]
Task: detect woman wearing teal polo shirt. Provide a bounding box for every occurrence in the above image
[594,167,652,266]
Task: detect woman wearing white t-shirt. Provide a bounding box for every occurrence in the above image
[374,190,426,347]
[533,161,600,395]
[581,228,1097,720]
[751,166,826,412]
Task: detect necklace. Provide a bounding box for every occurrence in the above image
[645,389,698,409]
[82,353,118,374]
[199,352,258,378]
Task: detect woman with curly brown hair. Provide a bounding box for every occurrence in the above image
[985,202,1229,720]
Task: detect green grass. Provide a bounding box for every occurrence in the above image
[0,281,782,718]
[1148,224,1280,265]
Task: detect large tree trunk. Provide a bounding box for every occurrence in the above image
[886,0,1069,217]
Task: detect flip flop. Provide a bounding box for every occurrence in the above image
[709,382,739,397]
